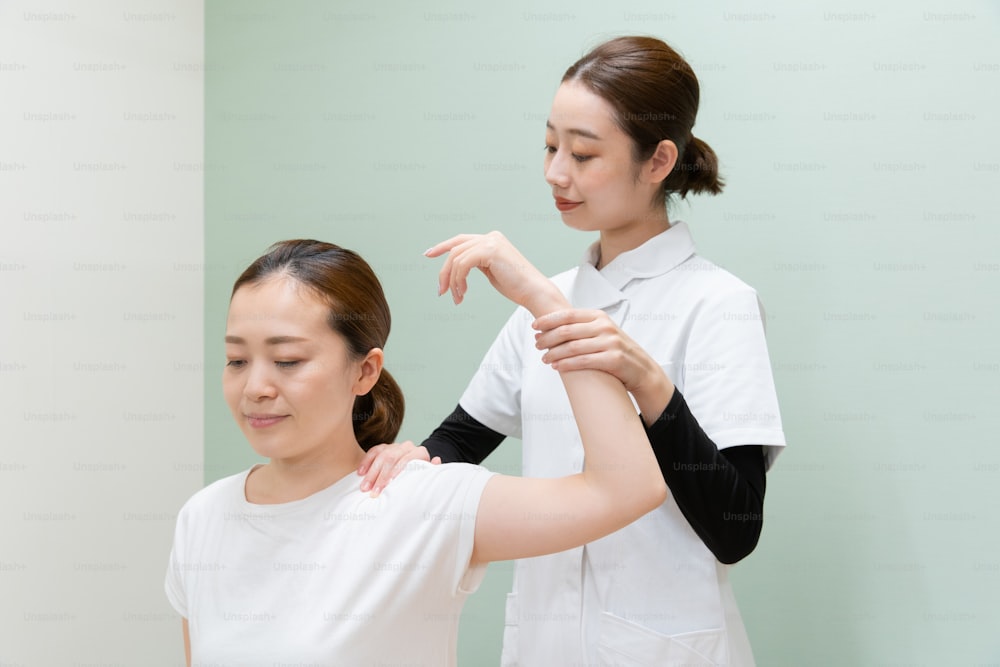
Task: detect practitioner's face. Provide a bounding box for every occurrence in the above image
[223,275,380,462]
[544,81,666,233]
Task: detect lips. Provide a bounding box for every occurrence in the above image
[245,413,288,429]
[554,196,582,212]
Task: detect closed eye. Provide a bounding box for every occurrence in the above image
[226,359,246,369]
[544,144,591,162]
[275,361,300,368]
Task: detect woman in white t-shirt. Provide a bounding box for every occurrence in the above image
[165,237,666,666]
[358,36,786,665]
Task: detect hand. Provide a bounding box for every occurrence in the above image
[357,441,439,497]
[532,309,675,422]
[425,232,567,317]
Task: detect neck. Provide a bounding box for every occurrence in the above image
[247,442,366,504]
[596,210,671,269]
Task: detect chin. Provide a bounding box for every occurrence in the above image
[241,431,288,460]
[561,216,601,233]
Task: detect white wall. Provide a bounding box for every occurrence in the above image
[0,1,203,663]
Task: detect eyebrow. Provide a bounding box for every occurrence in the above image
[546,120,601,141]
[224,335,309,345]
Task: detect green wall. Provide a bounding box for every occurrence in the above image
[205,1,1000,663]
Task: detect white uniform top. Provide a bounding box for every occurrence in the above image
[165,461,494,667]
[461,222,786,666]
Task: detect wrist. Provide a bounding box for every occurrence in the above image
[525,285,569,318]
[634,367,675,428]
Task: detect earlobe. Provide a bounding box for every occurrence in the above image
[354,348,384,396]
[647,140,678,184]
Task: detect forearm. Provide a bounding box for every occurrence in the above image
[529,292,666,513]
[562,367,667,519]
[645,390,766,564]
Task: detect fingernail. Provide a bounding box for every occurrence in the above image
[423,248,434,256]
[360,481,370,492]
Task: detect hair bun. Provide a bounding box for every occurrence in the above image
[667,135,724,199]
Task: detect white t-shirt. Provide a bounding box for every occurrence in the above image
[165,460,494,667]
[461,222,786,666]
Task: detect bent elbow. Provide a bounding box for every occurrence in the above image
[645,479,669,514]
[713,523,762,565]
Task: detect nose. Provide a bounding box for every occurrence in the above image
[544,149,570,189]
[243,362,277,401]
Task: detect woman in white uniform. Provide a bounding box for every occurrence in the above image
[359,36,786,666]
[165,238,667,665]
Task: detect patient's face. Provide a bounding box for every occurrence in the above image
[223,275,363,463]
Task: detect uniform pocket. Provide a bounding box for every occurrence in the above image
[500,592,519,667]
[595,611,727,666]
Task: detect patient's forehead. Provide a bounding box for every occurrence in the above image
[227,275,333,339]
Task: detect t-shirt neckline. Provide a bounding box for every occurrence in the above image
[239,464,362,514]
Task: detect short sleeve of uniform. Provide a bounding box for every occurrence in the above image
[459,307,531,439]
[682,284,786,469]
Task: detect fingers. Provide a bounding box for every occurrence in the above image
[540,336,609,365]
[543,350,615,374]
[430,235,482,303]
[425,231,555,312]
[532,308,604,333]
[534,310,614,353]
[358,441,425,496]
[357,444,385,476]
[429,234,504,305]
[424,234,476,259]
[534,322,594,354]
[359,445,392,493]
[442,237,483,304]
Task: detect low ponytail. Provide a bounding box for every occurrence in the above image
[353,367,405,451]
[664,135,725,200]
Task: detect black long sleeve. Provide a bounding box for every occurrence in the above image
[422,396,767,564]
[421,404,506,465]
[645,389,766,564]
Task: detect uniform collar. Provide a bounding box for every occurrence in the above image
[581,221,696,287]
[570,222,696,311]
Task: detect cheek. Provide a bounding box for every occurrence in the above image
[222,374,240,406]
[294,366,356,410]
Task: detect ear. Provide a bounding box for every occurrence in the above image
[352,347,384,396]
[644,139,678,185]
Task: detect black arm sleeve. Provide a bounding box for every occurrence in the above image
[645,389,767,564]
[420,404,506,465]
[423,395,767,564]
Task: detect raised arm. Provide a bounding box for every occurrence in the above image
[530,308,768,563]
[471,355,666,563]
[422,232,668,564]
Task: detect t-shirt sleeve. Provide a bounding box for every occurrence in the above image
[458,307,530,439]
[164,505,188,618]
[682,285,786,469]
[408,462,497,597]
